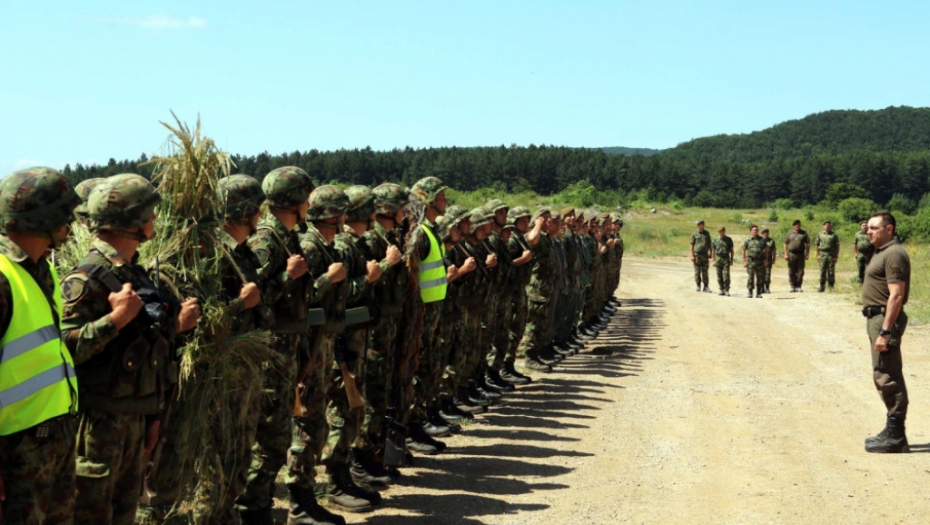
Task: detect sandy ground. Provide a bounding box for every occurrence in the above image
[275,256,930,524]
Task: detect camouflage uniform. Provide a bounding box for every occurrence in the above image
[854,230,874,284]
[481,201,514,379]
[815,229,840,289]
[505,208,534,362]
[237,167,315,515]
[690,228,712,289]
[580,224,600,328]
[712,234,734,292]
[0,168,80,525]
[763,236,777,289]
[742,235,767,295]
[60,175,176,525]
[518,209,556,366]
[439,207,475,396]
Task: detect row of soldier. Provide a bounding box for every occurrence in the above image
[690,219,873,297]
[0,167,624,525]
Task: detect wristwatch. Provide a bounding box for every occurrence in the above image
[878,328,892,337]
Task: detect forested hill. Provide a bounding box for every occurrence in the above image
[662,106,930,162]
[596,147,662,157]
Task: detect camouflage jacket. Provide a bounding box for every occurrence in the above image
[249,215,314,330]
[763,238,778,262]
[855,231,874,258]
[506,231,534,289]
[563,231,583,288]
[0,235,57,338]
[742,236,767,265]
[690,230,712,257]
[484,229,514,290]
[458,237,491,310]
[358,221,407,316]
[336,226,383,308]
[815,231,840,257]
[526,232,557,302]
[217,229,271,333]
[712,235,734,262]
[299,225,346,326]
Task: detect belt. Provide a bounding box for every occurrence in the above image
[862,306,886,318]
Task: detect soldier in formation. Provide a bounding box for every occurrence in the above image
[815,221,840,292]
[690,220,712,293]
[0,165,626,525]
[711,226,733,296]
[742,225,768,298]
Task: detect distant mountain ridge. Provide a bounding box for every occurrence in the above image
[660,106,930,163]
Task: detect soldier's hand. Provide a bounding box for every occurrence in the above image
[461,257,477,274]
[875,334,890,352]
[286,254,309,280]
[366,259,384,282]
[108,282,144,330]
[486,254,498,268]
[178,297,201,333]
[784,254,789,260]
[239,282,261,309]
[447,265,459,281]
[522,249,532,261]
[144,420,161,456]
[690,255,695,263]
[385,245,402,266]
[743,261,748,268]
[534,216,545,229]
[327,262,347,284]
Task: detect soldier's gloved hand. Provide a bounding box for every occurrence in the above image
[461,257,477,274]
[385,245,402,266]
[286,254,309,280]
[366,260,384,283]
[177,298,201,333]
[486,254,498,269]
[108,282,144,330]
[327,262,347,284]
[240,282,261,309]
[144,420,161,456]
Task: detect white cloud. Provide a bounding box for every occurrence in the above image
[79,14,207,30]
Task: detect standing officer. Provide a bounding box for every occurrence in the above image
[853,220,873,284]
[62,174,200,525]
[783,220,810,292]
[861,211,911,453]
[710,226,733,296]
[761,228,777,294]
[815,221,840,292]
[0,168,80,525]
[690,220,712,293]
[742,225,768,298]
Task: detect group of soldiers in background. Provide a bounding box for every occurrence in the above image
[0,167,624,525]
[690,219,874,298]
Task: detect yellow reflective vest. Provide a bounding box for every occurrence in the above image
[419,224,447,303]
[0,254,78,436]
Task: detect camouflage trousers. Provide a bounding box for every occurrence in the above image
[355,316,398,455]
[411,302,444,420]
[462,306,489,383]
[321,328,367,467]
[818,255,836,286]
[444,310,473,393]
[868,311,909,419]
[435,304,461,401]
[787,252,806,288]
[489,292,516,369]
[74,409,145,525]
[517,298,553,359]
[857,255,871,284]
[554,287,583,342]
[0,415,76,525]
[581,282,598,326]
[693,256,710,287]
[475,295,502,379]
[715,260,731,291]
[508,290,529,360]
[135,398,183,525]
[746,262,765,292]
[764,262,774,287]
[286,333,335,489]
[236,334,300,510]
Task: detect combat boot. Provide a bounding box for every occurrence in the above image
[409,424,447,452]
[756,288,763,298]
[790,286,797,293]
[703,285,711,293]
[465,383,494,406]
[475,384,502,400]
[696,285,701,292]
[455,387,488,412]
[441,398,475,421]
[500,361,532,384]
[748,289,754,298]
[865,416,910,453]
[725,289,730,296]
[818,282,825,293]
[240,507,274,525]
[326,465,378,513]
[829,284,834,291]
[524,354,553,373]
[718,289,725,296]
[552,343,574,357]
[286,485,347,525]
[538,346,562,365]
[405,436,438,455]
[430,407,462,431]
[350,449,393,488]
[422,416,453,436]
[485,368,516,391]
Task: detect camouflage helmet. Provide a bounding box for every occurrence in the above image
[509,206,531,220]
[74,178,105,219]
[372,183,408,215]
[445,205,468,222]
[435,213,455,240]
[344,185,375,222]
[469,206,493,228]
[610,212,624,225]
[503,216,516,230]
[485,199,509,214]
[218,175,265,220]
[410,176,447,204]
[262,166,314,208]
[0,167,80,234]
[88,174,161,231]
[306,185,349,222]
[531,206,551,221]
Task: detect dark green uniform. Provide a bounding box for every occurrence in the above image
[785,229,810,290]
[763,237,777,289]
[854,230,874,284]
[518,232,556,363]
[690,230,712,289]
[712,235,734,293]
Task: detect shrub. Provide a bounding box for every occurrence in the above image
[804,209,816,221]
[838,197,878,223]
[886,193,917,216]
[768,209,779,222]
[772,198,794,210]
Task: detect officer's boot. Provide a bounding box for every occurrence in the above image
[696,285,701,292]
[240,507,274,525]
[865,416,910,453]
[465,382,495,406]
[537,345,562,365]
[350,449,393,488]
[725,288,730,297]
[286,485,347,525]
[441,397,475,421]
[703,284,711,293]
[718,287,726,296]
[325,465,375,513]
[500,361,532,384]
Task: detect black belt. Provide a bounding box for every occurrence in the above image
[862,306,886,318]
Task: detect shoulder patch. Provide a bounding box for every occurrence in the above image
[62,274,89,303]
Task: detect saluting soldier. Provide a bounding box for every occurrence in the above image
[0,168,80,525]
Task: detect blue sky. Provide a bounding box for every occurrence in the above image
[2,0,929,176]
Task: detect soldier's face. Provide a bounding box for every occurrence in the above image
[52,223,71,248]
[475,223,492,240]
[762,232,769,239]
[867,217,893,246]
[433,191,448,213]
[750,227,759,237]
[824,224,832,233]
[564,214,575,227]
[697,223,704,232]
[515,216,530,233]
[450,228,463,243]
[793,223,801,232]
[297,200,310,222]
[860,223,868,233]
[459,219,472,235]
[718,230,726,238]
[495,209,508,226]
[143,211,157,240]
[501,228,512,241]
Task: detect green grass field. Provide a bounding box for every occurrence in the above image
[621,206,930,325]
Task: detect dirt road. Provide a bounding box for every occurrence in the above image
[295,257,930,524]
